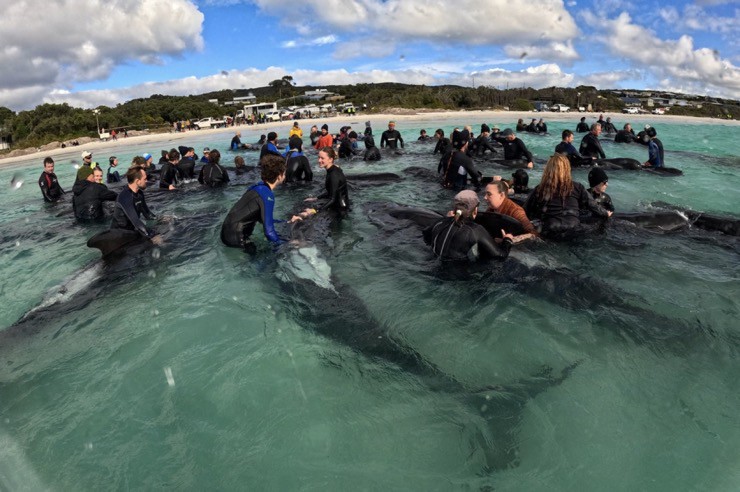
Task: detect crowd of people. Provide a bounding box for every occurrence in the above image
[37,115,665,261]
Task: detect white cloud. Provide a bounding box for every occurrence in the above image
[582,12,740,99]
[281,35,338,49]
[503,41,579,63]
[0,0,203,108]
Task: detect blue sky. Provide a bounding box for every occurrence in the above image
[1,0,737,110]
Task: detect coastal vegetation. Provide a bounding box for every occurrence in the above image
[0,83,736,152]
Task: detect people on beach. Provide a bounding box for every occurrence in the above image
[72,166,117,221]
[380,121,404,149]
[39,157,65,203]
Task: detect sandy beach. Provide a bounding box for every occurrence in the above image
[2,109,737,169]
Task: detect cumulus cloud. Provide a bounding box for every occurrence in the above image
[252,0,578,46]
[281,35,338,49]
[582,11,740,99]
[503,41,579,63]
[0,0,203,108]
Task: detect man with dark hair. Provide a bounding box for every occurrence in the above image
[73,166,117,221]
[440,129,483,190]
[338,131,359,158]
[555,129,589,166]
[198,149,230,187]
[576,116,589,133]
[159,149,180,190]
[313,124,333,149]
[39,157,65,202]
[494,129,534,168]
[111,166,160,242]
[579,123,606,159]
[433,129,451,155]
[380,121,404,149]
[221,155,295,251]
[260,132,282,159]
[179,148,197,179]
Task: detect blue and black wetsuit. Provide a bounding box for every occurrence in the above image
[259,142,283,160]
[285,151,313,182]
[647,140,663,168]
[220,182,285,249]
[231,135,242,150]
[110,186,156,238]
[107,166,121,183]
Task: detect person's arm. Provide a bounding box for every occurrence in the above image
[380,131,387,148]
[476,228,513,259]
[578,185,610,218]
[39,174,54,202]
[117,193,154,237]
[398,131,404,149]
[100,186,117,202]
[507,202,538,235]
[160,165,175,189]
[258,189,284,243]
[220,164,230,183]
[596,139,606,159]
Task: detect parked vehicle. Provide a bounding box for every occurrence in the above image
[652,108,666,115]
[194,117,226,129]
[551,104,570,112]
[578,106,586,112]
[265,111,281,122]
[623,107,640,114]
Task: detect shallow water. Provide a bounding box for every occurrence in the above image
[1,118,739,490]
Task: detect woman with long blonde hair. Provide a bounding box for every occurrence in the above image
[524,154,612,239]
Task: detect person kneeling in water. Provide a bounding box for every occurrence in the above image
[423,190,514,261]
[587,167,614,212]
[221,155,303,252]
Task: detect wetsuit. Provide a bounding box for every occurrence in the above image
[537,122,548,133]
[555,141,590,166]
[178,157,196,179]
[433,137,451,155]
[107,166,121,184]
[111,186,156,238]
[516,122,527,132]
[524,182,610,239]
[220,182,285,248]
[230,135,242,151]
[423,216,512,261]
[363,136,381,161]
[495,137,534,162]
[285,150,313,182]
[471,134,497,156]
[602,121,617,133]
[72,180,117,221]
[158,162,179,189]
[380,129,404,149]
[317,165,350,212]
[440,149,482,190]
[38,171,65,202]
[198,162,231,187]
[526,122,537,132]
[587,188,614,212]
[646,140,663,168]
[579,133,606,159]
[576,121,589,133]
[614,130,637,143]
[338,138,357,158]
[259,141,282,160]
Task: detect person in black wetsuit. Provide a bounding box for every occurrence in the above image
[284,136,313,183]
[304,146,350,215]
[587,167,614,212]
[107,156,121,183]
[433,129,451,155]
[230,132,242,151]
[439,129,483,190]
[537,118,548,133]
[178,147,197,179]
[72,166,117,221]
[111,166,161,243]
[418,129,432,142]
[470,127,498,156]
[380,121,404,149]
[576,116,589,133]
[221,155,300,252]
[38,157,65,203]
[555,129,591,166]
[579,123,606,159]
[602,117,617,134]
[338,131,359,159]
[524,154,612,239]
[494,129,534,168]
[526,119,538,132]
[158,149,180,190]
[363,135,381,162]
[615,123,637,143]
[198,149,230,187]
[423,190,514,261]
[516,119,527,132]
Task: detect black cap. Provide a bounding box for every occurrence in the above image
[321,124,329,131]
[501,128,514,137]
[588,167,608,188]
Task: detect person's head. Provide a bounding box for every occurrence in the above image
[561,129,574,143]
[126,165,147,189]
[132,155,147,167]
[93,168,104,183]
[517,118,523,124]
[79,166,94,181]
[580,116,586,122]
[502,128,515,141]
[420,129,427,136]
[624,123,632,131]
[203,147,210,156]
[454,129,470,150]
[289,136,303,151]
[512,169,529,193]
[484,181,509,210]
[267,131,278,142]
[538,154,573,201]
[311,125,318,133]
[318,146,337,169]
[109,156,118,167]
[646,127,657,138]
[481,123,490,134]
[348,130,358,141]
[606,117,611,122]
[293,121,299,127]
[452,190,479,221]
[142,153,153,165]
[186,147,195,156]
[236,131,241,137]
[588,167,608,194]
[168,149,180,163]
[43,157,54,173]
[161,150,168,159]
[234,156,245,169]
[208,149,221,164]
[434,128,444,139]
[538,118,544,123]
[259,154,286,185]
[388,121,395,130]
[590,123,602,135]
[321,124,329,135]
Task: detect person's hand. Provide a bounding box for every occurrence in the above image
[304,197,317,202]
[151,235,164,246]
[607,210,613,218]
[446,210,455,217]
[289,215,302,223]
[301,208,317,218]
[501,229,515,242]
[168,185,175,190]
[526,162,534,169]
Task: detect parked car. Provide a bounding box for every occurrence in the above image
[578,106,586,112]
[652,108,666,115]
[551,104,570,112]
[265,111,281,122]
[194,117,226,129]
[623,107,640,114]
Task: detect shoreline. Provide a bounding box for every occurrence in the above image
[2,109,737,169]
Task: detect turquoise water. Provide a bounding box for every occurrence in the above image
[1,117,739,490]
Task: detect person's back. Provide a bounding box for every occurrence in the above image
[525,181,609,236]
[285,150,313,182]
[363,135,381,161]
[179,157,196,179]
[72,178,117,221]
[198,150,230,187]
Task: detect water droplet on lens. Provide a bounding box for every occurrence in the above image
[147,270,156,278]
[151,248,161,259]
[480,404,488,412]
[232,296,238,301]
[85,442,93,450]
[15,241,20,247]
[152,309,159,316]
[164,367,175,386]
